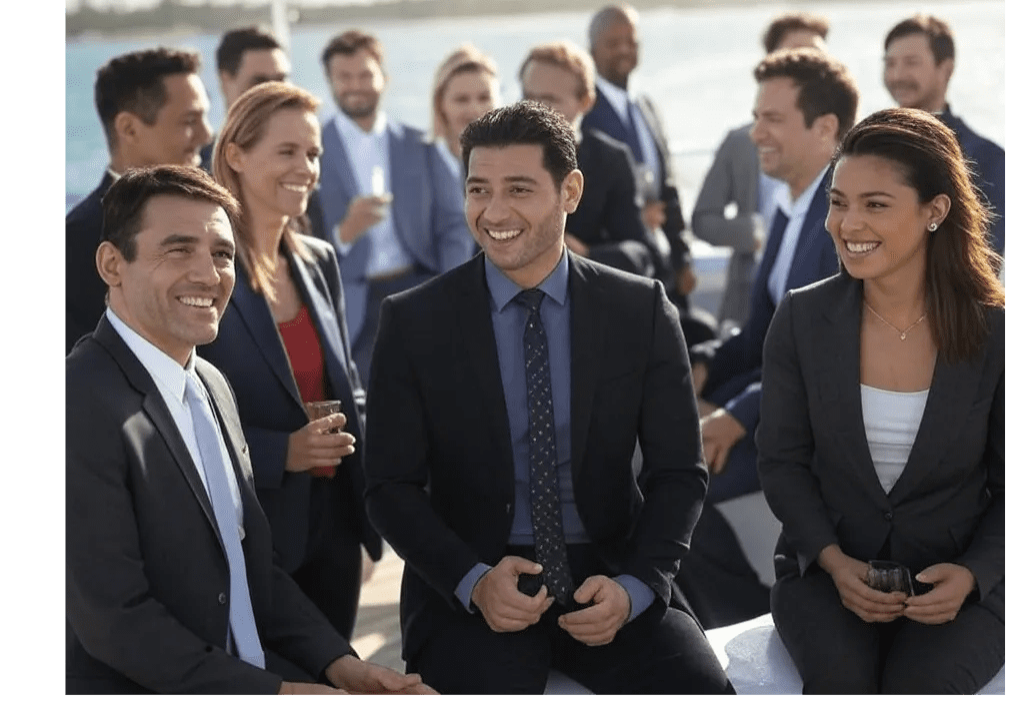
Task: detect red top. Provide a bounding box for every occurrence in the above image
[278,304,333,477]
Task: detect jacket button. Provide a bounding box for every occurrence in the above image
[884,512,893,522]
[218,592,227,605]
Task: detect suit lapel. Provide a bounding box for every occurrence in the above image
[323,117,360,200]
[228,266,304,408]
[823,277,892,509]
[568,255,606,479]
[454,256,515,475]
[388,122,428,265]
[785,171,833,292]
[94,317,220,533]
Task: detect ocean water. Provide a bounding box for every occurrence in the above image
[65,0,1005,211]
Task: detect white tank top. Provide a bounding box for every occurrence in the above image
[860,384,929,493]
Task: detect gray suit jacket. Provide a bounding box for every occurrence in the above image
[757,273,1004,620]
[66,317,354,693]
[318,116,475,345]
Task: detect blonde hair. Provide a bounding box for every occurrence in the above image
[213,81,318,299]
[430,44,499,141]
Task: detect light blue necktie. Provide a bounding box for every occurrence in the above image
[184,373,265,668]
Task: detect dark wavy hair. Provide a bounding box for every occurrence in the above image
[831,108,1003,363]
[754,48,858,139]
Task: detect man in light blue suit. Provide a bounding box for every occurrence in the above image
[319,30,476,382]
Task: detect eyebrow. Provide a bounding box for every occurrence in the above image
[159,234,235,252]
[829,189,897,199]
[466,175,539,184]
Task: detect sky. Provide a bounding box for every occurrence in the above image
[67,0,390,10]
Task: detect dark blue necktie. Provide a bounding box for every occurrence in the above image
[515,289,574,605]
[623,101,645,165]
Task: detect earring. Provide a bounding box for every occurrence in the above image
[928,222,938,232]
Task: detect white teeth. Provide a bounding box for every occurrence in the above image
[487,229,521,241]
[845,241,880,254]
[282,183,307,192]
[180,296,214,307]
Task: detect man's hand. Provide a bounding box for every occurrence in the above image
[325,654,438,694]
[700,408,746,474]
[471,556,554,633]
[641,200,666,230]
[337,194,393,245]
[696,397,717,419]
[675,266,697,296]
[903,563,976,625]
[286,413,356,473]
[564,232,590,257]
[817,545,906,623]
[557,575,630,646]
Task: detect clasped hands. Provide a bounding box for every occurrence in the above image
[819,545,976,625]
[286,412,356,474]
[690,361,746,474]
[279,654,437,695]
[470,556,630,646]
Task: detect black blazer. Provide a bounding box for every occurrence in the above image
[581,88,691,274]
[66,316,353,694]
[197,235,381,572]
[66,171,115,354]
[757,273,1004,620]
[568,127,649,252]
[363,252,709,660]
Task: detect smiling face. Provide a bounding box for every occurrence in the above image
[102,194,236,365]
[465,144,582,288]
[826,154,948,284]
[750,76,833,197]
[521,59,591,125]
[227,108,321,223]
[884,33,952,113]
[439,69,499,147]
[327,49,386,125]
[129,73,212,168]
[590,18,639,88]
[220,48,291,108]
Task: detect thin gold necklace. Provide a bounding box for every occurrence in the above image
[863,300,927,341]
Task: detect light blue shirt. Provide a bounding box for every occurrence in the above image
[767,165,828,306]
[332,110,414,277]
[594,75,662,193]
[453,251,654,622]
[106,308,245,538]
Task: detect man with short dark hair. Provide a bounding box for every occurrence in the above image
[883,14,1004,255]
[66,48,213,354]
[519,40,653,278]
[582,3,717,347]
[318,29,475,383]
[363,101,733,695]
[693,12,830,328]
[692,48,856,503]
[66,165,435,695]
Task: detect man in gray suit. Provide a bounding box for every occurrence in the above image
[691,13,829,328]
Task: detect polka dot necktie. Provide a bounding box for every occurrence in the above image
[514,289,574,605]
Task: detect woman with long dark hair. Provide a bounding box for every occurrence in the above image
[758,107,1003,693]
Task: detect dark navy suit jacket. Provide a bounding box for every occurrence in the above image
[66,171,115,354]
[691,170,838,434]
[197,235,381,572]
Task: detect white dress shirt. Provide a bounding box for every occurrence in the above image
[106,308,245,537]
[767,165,828,306]
[594,75,662,194]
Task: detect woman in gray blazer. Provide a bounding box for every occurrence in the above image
[757,108,1004,694]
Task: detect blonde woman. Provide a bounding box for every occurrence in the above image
[430,44,500,181]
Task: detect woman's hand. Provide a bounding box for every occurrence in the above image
[285,412,356,473]
[903,563,976,625]
[817,545,906,623]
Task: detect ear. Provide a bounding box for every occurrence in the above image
[580,92,596,115]
[561,169,584,213]
[224,142,246,173]
[113,111,139,147]
[938,58,955,85]
[814,113,839,144]
[96,241,126,290]
[927,193,951,228]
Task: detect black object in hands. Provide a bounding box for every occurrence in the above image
[866,560,933,596]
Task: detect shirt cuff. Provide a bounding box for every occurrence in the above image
[334,223,355,256]
[614,575,654,622]
[455,563,492,613]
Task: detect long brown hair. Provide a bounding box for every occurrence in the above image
[832,107,1004,364]
[212,81,318,299]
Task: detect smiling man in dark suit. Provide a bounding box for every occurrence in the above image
[66,165,433,695]
[66,48,214,355]
[363,101,733,695]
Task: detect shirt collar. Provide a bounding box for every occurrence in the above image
[484,248,570,313]
[777,164,828,218]
[334,107,388,143]
[595,75,632,119]
[105,307,195,404]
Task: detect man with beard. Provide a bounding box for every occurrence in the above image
[318,30,475,383]
[884,14,1004,255]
